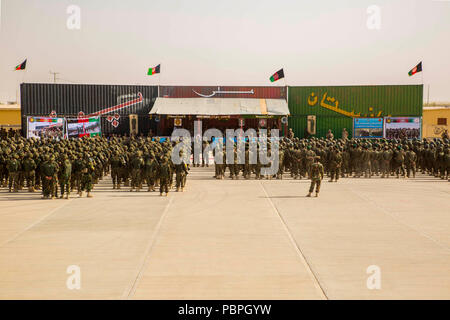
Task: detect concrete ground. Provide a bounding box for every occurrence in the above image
[0,168,449,300]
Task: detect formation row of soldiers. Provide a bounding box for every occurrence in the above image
[109,138,189,195]
[1,134,449,199]
[210,137,450,183]
[0,128,21,140]
[0,136,189,198]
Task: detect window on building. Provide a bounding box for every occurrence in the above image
[437,118,447,125]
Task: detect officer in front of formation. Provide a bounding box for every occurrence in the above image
[307,156,324,197]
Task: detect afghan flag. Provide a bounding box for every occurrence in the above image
[408,62,422,77]
[15,59,27,71]
[269,68,284,82]
[147,64,160,75]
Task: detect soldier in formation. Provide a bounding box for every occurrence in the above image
[1,133,448,199]
[0,135,185,198]
[207,136,449,184]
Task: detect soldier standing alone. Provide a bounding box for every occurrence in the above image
[307,156,324,198]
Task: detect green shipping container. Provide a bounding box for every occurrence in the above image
[289,116,353,139]
[288,85,423,138]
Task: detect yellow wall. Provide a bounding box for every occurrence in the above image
[423,108,450,138]
[0,107,21,128]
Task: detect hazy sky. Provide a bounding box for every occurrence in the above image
[1,0,449,102]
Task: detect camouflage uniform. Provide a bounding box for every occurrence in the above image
[23,152,37,192]
[158,156,171,196]
[6,154,20,192]
[41,155,58,199]
[307,157,324,197]
[58,155,72,199]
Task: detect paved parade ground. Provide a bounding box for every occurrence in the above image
[0,167,449,300]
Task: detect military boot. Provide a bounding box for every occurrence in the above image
[315,192,319,197]
[87,192,93,198]
[113,183,116,189]
[306,192,311,197]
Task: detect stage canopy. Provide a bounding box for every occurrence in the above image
[149,98,289,116]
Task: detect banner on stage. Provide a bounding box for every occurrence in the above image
[27,116,65,139]
[353,118,384,139]
[66,117,101,138]
[384,117,421,139]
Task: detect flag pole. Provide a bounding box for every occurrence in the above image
[284,68,288,137]
[420,60,424,106]
[158,72,160,97]
[421,60,424,85]
[158,64,162,96]
[20,61,28,105]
